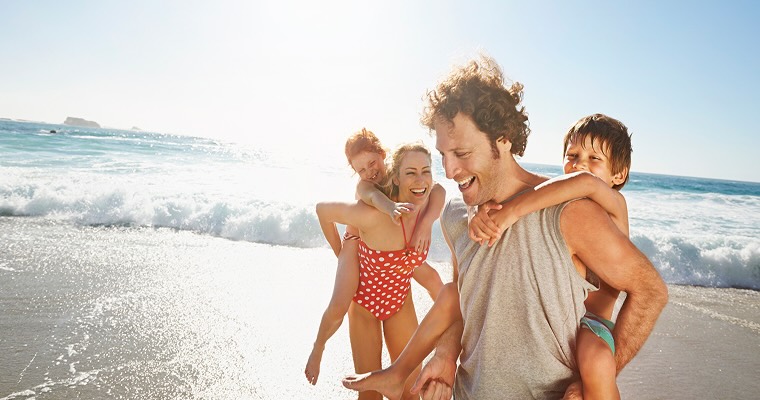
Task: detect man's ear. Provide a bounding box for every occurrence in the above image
[497,135,512,154]
[612,168,628,186]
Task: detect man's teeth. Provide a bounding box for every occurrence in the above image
[457,177,475,188]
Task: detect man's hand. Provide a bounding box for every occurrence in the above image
[410,353,457,396]
[421,380,453,400]
[562,380,583,400]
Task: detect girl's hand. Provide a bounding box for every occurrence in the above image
[390,202,415,224]
[410,221,432,254]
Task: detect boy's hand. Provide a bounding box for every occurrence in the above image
[389,202,415,225]
[468,201,503,245]
[410,220,432,254]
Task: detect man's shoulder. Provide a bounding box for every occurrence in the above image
[442,195,469,238]
[443,195,467,218]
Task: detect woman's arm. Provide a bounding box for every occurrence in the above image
[470,171,629,245]
[316,201,377,255]
[410,183,446,253]
[356,180,413,224]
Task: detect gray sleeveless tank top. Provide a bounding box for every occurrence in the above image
[441,196,597,400]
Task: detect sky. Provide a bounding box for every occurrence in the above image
[1,1,759,182]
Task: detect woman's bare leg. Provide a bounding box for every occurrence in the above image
[382,294,422,400]
[305,239,360,385]
[343,282,461,397]
[348,301,384,400]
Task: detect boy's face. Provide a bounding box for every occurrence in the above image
[563,135,626,188]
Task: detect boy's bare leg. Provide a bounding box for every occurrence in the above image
[576,327,620,400]
[343,283,461,396]
[305,240,360,385]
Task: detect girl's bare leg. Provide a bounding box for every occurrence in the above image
[412,262,443,300]
[305,239,360,385]
[577,328,620,400]
[343,282,461,397]
[348,302,384,400]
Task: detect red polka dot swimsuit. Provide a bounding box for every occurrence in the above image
[353,214,429,320]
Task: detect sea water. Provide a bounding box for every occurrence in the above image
[1,120,759,399]
[2,120,758,289]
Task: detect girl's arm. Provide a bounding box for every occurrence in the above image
[356,180,413,224]
[470,171,629,246]
[410,183,446,253]
[316,201,377,255]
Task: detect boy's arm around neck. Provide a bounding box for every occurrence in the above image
[506,171,629,235]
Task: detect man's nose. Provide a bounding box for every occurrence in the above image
[442,156,458,179]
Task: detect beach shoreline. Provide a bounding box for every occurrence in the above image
[0,218,758,399]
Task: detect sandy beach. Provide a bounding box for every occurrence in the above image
[0,217,757,399]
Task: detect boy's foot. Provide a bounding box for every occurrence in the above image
[342,369,405,400]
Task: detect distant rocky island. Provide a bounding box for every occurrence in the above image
[63,116,100,128]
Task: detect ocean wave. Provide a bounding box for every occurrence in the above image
[2,177,758,290]
[633,233,760,290]
[0,181,326,248]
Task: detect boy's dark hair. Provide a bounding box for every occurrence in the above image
[563,113,633,190]
[421,54,530,158]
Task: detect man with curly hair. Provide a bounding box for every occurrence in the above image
[343,55,668,400]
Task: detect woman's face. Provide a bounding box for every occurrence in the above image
[393,151,433,204]
[350,151,386,184]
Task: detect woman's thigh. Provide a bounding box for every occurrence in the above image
[347,301,383,373]
[382,294,419,361]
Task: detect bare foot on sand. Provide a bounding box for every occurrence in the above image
[342,369,406,400]
[304,345,324,385]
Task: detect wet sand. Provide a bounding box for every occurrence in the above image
[1,218,758,399]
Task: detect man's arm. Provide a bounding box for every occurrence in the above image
[410,213,462,396]
[561,199,668,373]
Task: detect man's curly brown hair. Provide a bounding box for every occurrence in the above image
[421,54,530,158]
